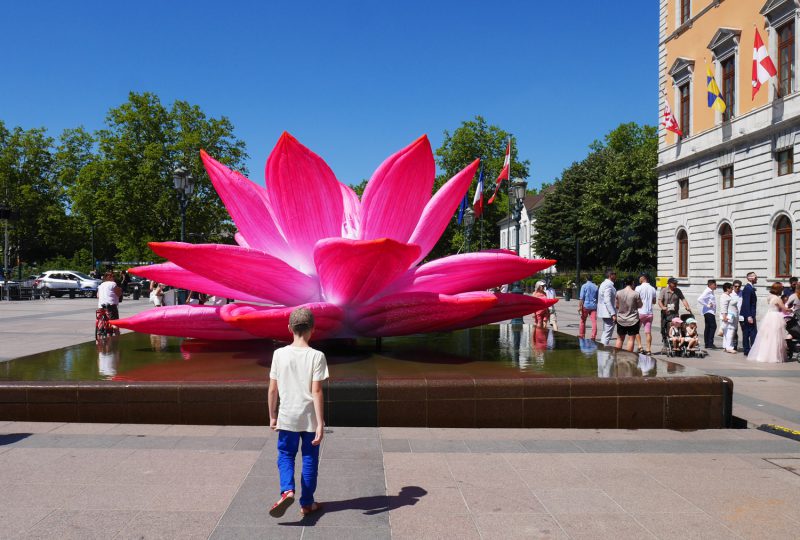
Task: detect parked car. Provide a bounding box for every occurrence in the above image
[34,270,102,298]
[124,276,150,299]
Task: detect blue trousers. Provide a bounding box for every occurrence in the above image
[742,320,758,354]
[277,430,320,507]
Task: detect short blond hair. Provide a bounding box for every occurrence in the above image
[289,307,314,334]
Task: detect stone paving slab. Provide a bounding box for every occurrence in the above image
[0,422,799,538]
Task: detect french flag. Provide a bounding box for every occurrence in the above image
[472,165,485,217]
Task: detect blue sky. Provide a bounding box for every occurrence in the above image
[0,1,657,190]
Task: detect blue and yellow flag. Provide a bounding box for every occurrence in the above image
[707,66,726,113]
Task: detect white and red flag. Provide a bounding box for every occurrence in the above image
[488,138,511,204]
[472,163,485,217]
[661,93,682,136]
[752,28,777,99]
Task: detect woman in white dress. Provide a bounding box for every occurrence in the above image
[719,283,739,354]
[747,282,791,363]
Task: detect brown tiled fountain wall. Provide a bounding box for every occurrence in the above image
[0,375,733,429]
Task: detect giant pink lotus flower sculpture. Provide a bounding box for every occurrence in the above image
[116,133,556,341]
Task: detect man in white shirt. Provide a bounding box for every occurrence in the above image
[697,279,718,349]
[635,274,657,355]
[97,272,123,332]
[596,269,617,346]
[545,280,558,331]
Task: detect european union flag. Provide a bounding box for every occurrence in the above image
[706,66,726,113]
[457,194,468,224]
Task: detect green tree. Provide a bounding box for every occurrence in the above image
[532,122,657,271]
[432,116,530,260]
[73,92,249,262]
[0,122,73,268]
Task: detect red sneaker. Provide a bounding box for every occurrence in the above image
[269,490,295,518]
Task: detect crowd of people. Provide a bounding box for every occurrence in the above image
[571,269,800,363]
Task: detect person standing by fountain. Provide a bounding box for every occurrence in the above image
[97,272,123,334]
[614,276,643,352]
[597,269,617,346]
[740,272,759,356]
[635,274,657,355]
[268,307,329,518]
[578,275,598,340]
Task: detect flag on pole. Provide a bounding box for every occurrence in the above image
[456,193,468,224]
[661,92,682,136]
[707,66,727,113]
[488,139,511,204]
[752,28,777,99]
[472,164,485,217]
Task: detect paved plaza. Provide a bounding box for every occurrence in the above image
[1,297,800,538]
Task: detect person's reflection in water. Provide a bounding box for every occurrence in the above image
[578,337,598,357]
[531,326,548,366]
[546,328,555,350]
[96,335,120,379]
[596,348,615,378]
[637,353,656,376]
[150,334,168,352]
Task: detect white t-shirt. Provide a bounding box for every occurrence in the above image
[97,281,119,307]
[269,345,329,432]
[635,283,657,316]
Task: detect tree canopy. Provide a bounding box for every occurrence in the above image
[532,122,657,271]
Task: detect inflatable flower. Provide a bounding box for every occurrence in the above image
[115,133,556,340]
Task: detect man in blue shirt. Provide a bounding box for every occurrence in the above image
[578,275,599,339]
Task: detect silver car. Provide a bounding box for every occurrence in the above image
[34,270,102,298]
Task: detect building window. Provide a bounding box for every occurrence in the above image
[721,166,734,189]
[679,83,690,137]
[678,178,689,199]
[719,223,733,278]
[776,215,792,278]
[721,57,735,121]
[501,230,506,249]
[778,21,795,97]
[677,230,689,277]
[777,148,794,175]
[680,0,690,25]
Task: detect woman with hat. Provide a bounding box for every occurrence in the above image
[532,281,549,329]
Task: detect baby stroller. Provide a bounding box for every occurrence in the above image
[665,317,687,357]
[786,312,800,362]
[681,314,708,358]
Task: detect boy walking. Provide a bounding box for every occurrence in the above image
[268,307,329,518]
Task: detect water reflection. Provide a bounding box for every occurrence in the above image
[0,323,698,382]
[96,336,120,378]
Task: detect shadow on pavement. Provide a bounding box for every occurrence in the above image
[0,433,31,446]
[280,486,427,526]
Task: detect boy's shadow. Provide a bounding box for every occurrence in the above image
[279,486,427,526]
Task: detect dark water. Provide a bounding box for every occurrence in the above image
[0,324,699,382]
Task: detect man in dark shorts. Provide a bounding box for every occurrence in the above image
[614,276,643,352]
[657,277,693,346]
[97,272,122,322]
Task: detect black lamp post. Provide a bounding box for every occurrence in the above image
[173,166,195,243]
[464,207,475,253]
[510,179,527,295]
[510,179,527,324]
[173,166,195,305]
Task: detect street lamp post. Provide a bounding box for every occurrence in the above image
[173,166,195,305]
[510,179,527,324]
[463,207,475,253]
[173,166,195,243]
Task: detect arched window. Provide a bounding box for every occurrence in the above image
[719,223,732,278]
[677,230,689,277]
[776,215,792,278]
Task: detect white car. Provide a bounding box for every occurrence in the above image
[34,271,102,298]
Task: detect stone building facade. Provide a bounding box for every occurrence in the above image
[497,187,554,260]
[658,0,800,303]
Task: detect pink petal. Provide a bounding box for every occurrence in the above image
[408,159,480,264]
[200,150,290,259]
[234,233,249,248]
[313,238,420,306]
[383,252,557,296]
[265,133,344,273]
[360,136,435,243]
[439,293,557,331]
[149,242,320,306]
[351,291,497,336]
[115,305,258,340]
[340,183,362,239]
[220,302,344,340]
[129,263,268,304]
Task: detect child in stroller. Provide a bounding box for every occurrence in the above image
[683,317,707,357]
[666,317,685,357]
